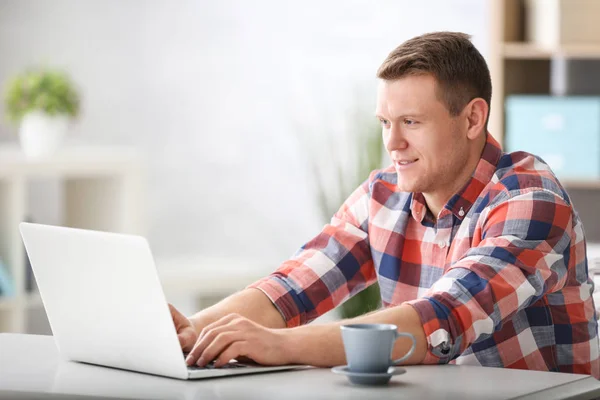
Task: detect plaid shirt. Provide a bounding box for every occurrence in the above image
[249,134,600,377]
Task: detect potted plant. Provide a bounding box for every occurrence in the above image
[3,68,80,158]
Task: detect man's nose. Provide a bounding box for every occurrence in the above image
[385,126,408,153]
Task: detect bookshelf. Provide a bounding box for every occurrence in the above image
[0,145,145,333]
[488,0,600,189]
[503,42,600,60]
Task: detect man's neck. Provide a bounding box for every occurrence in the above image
[423,185,464,223]
[423,136,487,220]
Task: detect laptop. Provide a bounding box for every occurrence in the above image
[19,222,304,380]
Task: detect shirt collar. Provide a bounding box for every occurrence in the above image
[410,193,427,223]
[410,133,503,222]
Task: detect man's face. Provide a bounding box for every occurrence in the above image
[376,74,472,200]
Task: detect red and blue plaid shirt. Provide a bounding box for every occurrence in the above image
[249,134,600,377]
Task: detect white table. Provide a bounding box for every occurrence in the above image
[1,334,600,400]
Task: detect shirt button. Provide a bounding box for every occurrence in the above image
[438,241,447,248]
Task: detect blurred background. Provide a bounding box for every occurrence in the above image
[1,0,600,335]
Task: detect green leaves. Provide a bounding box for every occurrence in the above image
[4,68,80,123]
[338,283,382,319]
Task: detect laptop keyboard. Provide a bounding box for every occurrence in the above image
[187,361,251,370]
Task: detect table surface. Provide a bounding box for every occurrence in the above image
[1,334,600,400]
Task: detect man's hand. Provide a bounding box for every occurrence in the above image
[184,313,290,368]
[169,303,198,353]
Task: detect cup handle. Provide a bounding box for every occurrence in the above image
[391,332,416,365]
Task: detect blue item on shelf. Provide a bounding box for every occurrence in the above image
[505,96,600,180]
[0,258,15,297]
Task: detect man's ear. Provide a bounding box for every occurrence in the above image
[464,98,488,140]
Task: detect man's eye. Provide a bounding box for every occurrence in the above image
[404,119,417,126]
[379,119,390,128]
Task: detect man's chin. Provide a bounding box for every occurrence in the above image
[396,179,429,194]
[396,183,417,193]
[396,173,418,192]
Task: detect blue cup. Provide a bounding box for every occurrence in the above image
[340,323,416,373]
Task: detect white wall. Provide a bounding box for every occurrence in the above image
[0,0,490,265]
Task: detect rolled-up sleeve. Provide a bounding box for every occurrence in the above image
[248,173,378,327]
[406,189,573,363]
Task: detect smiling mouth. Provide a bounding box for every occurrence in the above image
[396,159,418,166]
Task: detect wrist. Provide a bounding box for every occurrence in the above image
[273,328,307,364]
[283,324,345,367]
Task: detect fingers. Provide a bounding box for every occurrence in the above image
[197,330,245,367]
[198,313,239,341]
[185,313,250,366]
[168,304,187,329]
[186,320,240,366]
[181,314,287,368]
[213,341,248,368]
[169,304,198,352]
[168,303,179,317]
[178,327,197,352]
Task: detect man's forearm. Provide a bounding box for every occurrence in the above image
[285,304,428,367]
[188,288,286,332]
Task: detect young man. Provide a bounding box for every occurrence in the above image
[171,32,599,377]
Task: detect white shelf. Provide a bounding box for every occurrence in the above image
[0,293,42,310]
[563,180,600,190]
[0,145,145,333]
[489,0,600,178]
[503,42,600,60]
[155,255,282,313]
[156,256,279,298]
[0,145,142,175]
[0,296,18,310]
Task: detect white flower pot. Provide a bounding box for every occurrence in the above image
[19,111,69,159]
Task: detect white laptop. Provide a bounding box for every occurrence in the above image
[19,222,303,380]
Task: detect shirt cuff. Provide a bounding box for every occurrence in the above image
[247,276,303,327]
[406,297,462,363]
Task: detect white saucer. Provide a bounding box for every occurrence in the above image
[331,365,406,385]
